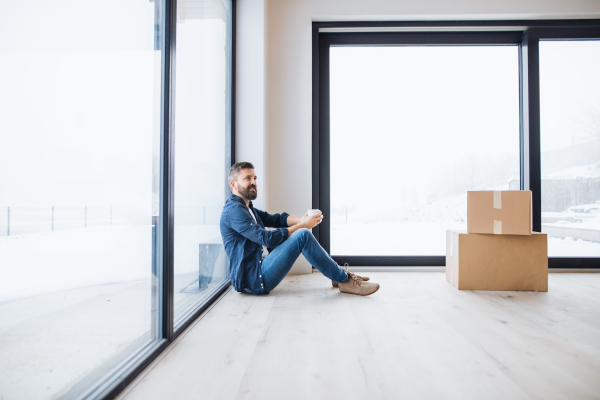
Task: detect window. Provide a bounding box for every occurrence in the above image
[329,45,520,256]
[0,1,163,397]
[314,23,600,268]
[540,40,600,258]
[173,0,233,325]
[0,0,235,398]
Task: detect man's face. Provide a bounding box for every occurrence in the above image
[234,168,257,201]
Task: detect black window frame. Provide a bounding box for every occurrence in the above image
[312,19,600,269]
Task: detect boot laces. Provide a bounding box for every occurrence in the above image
[344,263,361,286]
[347,272,361,286]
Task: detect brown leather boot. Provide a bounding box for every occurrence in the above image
[332,272,370,287]
[332,264,369,287]
[337,273,380,296]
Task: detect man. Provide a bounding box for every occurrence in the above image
[220,162,380,296]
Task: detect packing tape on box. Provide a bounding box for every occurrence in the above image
[493,191,502,209]
[493,220,502,234]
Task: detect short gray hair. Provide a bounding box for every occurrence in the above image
[228,162,255,185]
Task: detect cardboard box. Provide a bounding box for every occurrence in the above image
[467,190,532,235]
[446,230,548,291]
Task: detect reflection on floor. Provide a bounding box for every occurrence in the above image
[118,272,600,400]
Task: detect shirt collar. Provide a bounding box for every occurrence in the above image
[230,193,253,209]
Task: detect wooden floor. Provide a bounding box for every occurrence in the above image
[117,272,600,400]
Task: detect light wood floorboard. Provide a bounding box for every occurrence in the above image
[117,272,600,400]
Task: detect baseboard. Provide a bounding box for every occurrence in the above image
[345,266,446,272]
[337,267,600,273]
[548,269,600,273]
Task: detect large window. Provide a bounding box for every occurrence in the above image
[314,24,600,268]
[330,46,520,256]
[0,1,162,398]
[540,40,600,258]
[0,0,235,398]
[173,0,232,325]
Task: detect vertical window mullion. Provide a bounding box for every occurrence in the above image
[159,0,176,342]
[523,29,543,233]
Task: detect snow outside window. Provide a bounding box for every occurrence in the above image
[329,46,521,256]
[0,0,162,398]
[173,0,232,326]
[540,40,600,257]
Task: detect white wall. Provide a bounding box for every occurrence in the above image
[238,0,600,273]
[235,0,267,211]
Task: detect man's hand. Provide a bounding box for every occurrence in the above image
[300,211,323,229]
[286,211,323,236]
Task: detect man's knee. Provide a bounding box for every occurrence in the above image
[296,228,312,237]
[293,228,314,243]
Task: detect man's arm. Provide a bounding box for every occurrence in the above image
[253,209,289,228]
[227,205,289,248]
[286,212,323,236]
[286,215,303,226]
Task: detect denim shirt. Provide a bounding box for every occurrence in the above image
[220,194,290,294]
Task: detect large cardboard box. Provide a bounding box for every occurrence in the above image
[467,190,532,235]
[446,230,548,291]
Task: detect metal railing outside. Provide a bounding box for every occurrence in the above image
[0,206,223,237]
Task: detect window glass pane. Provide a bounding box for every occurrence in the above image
[0,1,162,398]
[173,0,231,325]
[540,40,600,257]
[330,46,520,256]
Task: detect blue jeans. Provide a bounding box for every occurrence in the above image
[260,228,348,292]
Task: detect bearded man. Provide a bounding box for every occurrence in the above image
[219,162,380,296]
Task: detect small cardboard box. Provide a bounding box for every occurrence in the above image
[446,230,548,291]
[467,190,532,235]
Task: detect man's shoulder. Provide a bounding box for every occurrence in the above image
[224,198,246,211]
[223,194,247,207]
[221,198,248,221]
